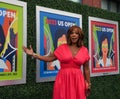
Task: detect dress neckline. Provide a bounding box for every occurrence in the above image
[66,44,82,58]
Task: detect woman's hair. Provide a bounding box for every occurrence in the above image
[99,34,110,57]
[66,25,84,47]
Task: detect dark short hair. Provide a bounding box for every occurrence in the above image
[99,34,110,57]
[66,25,84,47]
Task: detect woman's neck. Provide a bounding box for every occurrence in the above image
[70,43,78,47]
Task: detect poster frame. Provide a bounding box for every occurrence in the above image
[0,0,27,86]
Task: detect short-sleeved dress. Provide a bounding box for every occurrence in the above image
[53,44,90,99]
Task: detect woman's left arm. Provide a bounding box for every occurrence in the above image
[83,61,91,96]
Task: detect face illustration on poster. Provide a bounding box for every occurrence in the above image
[96,34,113,68]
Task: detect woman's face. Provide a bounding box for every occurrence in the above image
[70,28,79,44]
[102,38,108,56]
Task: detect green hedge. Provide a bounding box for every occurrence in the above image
[0,0,120,99]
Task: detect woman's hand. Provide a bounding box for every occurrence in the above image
[85,81,91,96]
[23,45,34,56]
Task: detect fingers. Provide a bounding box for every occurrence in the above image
[22,46,27,53]
[29,45,32,49]
[22,46,26,50]
[22,46,26,49]
[22,45,34,55]
[23,45,29,52]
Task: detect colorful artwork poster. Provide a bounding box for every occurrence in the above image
[36,6,82,82]
[89,16,119,77]
[0,0,27,86]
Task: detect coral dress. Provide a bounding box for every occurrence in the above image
[53,44,90,99]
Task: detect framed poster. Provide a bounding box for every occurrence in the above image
[36,6,82,82]
[89,16,119,77]
[0,0,27,86]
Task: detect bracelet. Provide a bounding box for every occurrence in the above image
[88,82,91,85]
[33,53,37,56]
[88,82,91,88]
[31,53,37,59]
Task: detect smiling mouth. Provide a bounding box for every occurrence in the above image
[71,38,76,41]
[71,38,77,40]
[71,38,78,43]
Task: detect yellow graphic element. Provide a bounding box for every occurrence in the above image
[57,34,67,46]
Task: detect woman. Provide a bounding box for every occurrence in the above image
[23,25,91,99]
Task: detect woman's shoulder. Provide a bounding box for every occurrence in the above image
[55,43,67,51]
[81,46,89,50]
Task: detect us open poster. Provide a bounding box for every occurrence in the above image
[89,16,119,77]
[0,0,27,86]
[36,6,82,82]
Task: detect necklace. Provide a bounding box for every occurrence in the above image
[74,51,77,54]
[69,46,80,56]
[68,44,81,55]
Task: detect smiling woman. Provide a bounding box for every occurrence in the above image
[66,25,84,47]
[23,25,91,99]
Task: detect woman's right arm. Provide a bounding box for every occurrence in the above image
[23,45,57,62]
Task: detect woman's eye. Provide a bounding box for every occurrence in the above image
[76,32,79,34]
[71,32,78,34]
